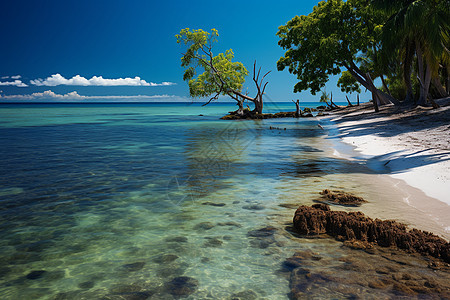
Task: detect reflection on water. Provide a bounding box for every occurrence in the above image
[0,104,448,299]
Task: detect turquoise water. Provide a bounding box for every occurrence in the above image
[0,102,448,299]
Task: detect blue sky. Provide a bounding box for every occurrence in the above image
[0,0,368,103]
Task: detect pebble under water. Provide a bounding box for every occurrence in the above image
[0,103,449,299]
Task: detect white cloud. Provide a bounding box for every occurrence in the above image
[11,75,22,80]
[30,74,176,87]
[0,90,187,102]
[0,79,28,87]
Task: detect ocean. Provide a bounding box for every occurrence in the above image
[0,102,448,299]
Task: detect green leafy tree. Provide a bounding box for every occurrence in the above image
[176,28,270,115]
[277,0,399,112]
[337,71,361,94]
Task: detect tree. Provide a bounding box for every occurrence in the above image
[319,89,333,108]
[292,99,301,117]
[277,0,399,112]
[176,28,270,115]
[337,71,361,94]
[373,0,450,105]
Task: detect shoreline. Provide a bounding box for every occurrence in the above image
[318,98,450,239]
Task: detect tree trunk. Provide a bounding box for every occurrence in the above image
[344,61,400,106]
[444,64,450,95]
[357,94,360,106]
[372,91,379,113]
[365,72,398,107]
[380,75,391,96]
[330,92,338,108]
[236,98,244,116]
[432,77,448,98]
[403,41,415,103]
[293,100,301,117]
[345,95,353,106]
[416,40,428,106]
[252,95,263,114]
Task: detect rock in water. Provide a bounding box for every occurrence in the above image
[26,270,46,280]
[293,204,450,262]
[164,276,198,297]
[317,189,367,206]
[121,262,145,272]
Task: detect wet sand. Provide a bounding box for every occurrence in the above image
[319,97,450,240]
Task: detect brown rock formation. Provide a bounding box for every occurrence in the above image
[317,189,367,206]
[293,204,450,262]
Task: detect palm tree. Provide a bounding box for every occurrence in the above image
[372,0,450,106]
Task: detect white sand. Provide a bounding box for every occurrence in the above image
[322,98,450,236]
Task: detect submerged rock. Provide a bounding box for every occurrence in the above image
[193,222,215,231]
[26,270,46,280]
[293,204,450,262]
[248,227,278,249]
[203,237,223,248]
[120,262,145,272]
[201,201,226,207]
[165,236,188,243]
[164,276,198,297]
[247,227,277,238]
[78,281,95,289]
[242,204,265,211]
[316,189,367,206]
[153,254,179,264]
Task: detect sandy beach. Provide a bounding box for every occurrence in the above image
[323,97,450,238]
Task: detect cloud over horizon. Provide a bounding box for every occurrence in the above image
[0,90,187,102]
[30,74,176,87]
[0,75,27,87]
[0,79,28,87]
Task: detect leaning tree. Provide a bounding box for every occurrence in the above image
[277,0,400,112]
[176,28,270,115]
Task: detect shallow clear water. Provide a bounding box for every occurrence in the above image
[0,102,448,299]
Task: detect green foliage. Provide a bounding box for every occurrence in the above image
[277,0,380,95]
[374,0,450,92]
[382,76,407,101]
[319,89,330,103]
[337,71,361,94]
[176,28,249,99]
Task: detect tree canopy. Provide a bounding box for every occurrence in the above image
[277,0,449,110]
[176,28,248,102]
[176,28,269,115]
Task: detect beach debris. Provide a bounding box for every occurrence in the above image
[269,126,287,130]
[316,189,367,206]
[293,204,450,262]
[317,124,324,130]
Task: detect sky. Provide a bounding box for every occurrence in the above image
[0,0,369,103]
